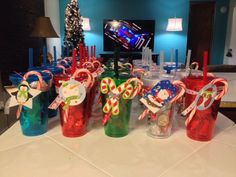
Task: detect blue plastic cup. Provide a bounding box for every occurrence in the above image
[9,71,52,136]
[28,66,63,118]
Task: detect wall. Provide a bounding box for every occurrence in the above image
[59,0,229,64]
[59,0,189,63]
[44,0,61,59]
[224,0,236,64]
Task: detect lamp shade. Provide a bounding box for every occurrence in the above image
[31,17,59,38]
[166,18,183,31]
[81,17,91,31]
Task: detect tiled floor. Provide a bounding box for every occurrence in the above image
[0,112,235,177]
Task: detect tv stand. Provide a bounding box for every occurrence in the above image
[100,52,158,63]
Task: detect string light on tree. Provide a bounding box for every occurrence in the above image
[64,0,84,51]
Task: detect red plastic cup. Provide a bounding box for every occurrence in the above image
[183,76,224,141]
[53,71,92,137]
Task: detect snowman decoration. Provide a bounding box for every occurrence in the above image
[59,79,86,110]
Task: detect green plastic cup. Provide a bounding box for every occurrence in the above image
[101,74,132,137]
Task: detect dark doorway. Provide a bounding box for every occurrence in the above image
[0,0,45,134]
[187,1,215,68]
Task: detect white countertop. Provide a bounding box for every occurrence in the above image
[212,72,236,103]
[0,101,236,177]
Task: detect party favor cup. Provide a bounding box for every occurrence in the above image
[102,76,131,137]
[183,76,228,141]
[29,66,63,118]
[9,71,51,136]
[55,69,93,137]
[101,75,142,138]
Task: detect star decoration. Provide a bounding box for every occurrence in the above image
[5,80,41,109]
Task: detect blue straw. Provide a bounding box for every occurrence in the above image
[61,45,64,58]
[53,46,57,66]
[175,49,178,71]
[66,46,69,56]
[28,48,33,69]
[43,46,47,66]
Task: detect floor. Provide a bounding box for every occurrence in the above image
[0,99,236,177]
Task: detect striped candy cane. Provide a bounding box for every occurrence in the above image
[72,68,94,89]
[101,77,143,125]
[190,62,199,70]
[139,80,186,120]
[57,64,66,75]
[183,78,228,126]
[42,70,53,91]
[82,61,95,71]
[132,68,145,76]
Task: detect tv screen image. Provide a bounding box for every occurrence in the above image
[103,20,155,51]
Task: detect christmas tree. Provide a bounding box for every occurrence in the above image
[64,0,84,50]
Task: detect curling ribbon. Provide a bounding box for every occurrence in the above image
[16,71,43,118]
[138,80,186,120]
[183,78,228,127]
[101,77,143,125]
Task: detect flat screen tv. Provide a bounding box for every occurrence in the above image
[103,19,155,52]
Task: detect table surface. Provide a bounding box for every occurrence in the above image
[212,72,236,104]
[0,100,236,177]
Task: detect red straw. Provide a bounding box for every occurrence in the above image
[86,46,89,62]
[203,51,208,82]
[91,46,93,59]
[71,49,77,74]
[93,45,96,58]
[79,43,83,68]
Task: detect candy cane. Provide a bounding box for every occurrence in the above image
[57,64,66,75]
[132,68,145,76]
[138,109,150,120]
[42,70,53,89]
[191,62,199,70]
[72,68,94,89]
[123,63,133,70]
[82,61,95,70]
[126,78,143,99]
[139,80,185,120]
[171,80,186,103]
[183,78,228,126]
[101,77,142,125]
[93,60,101,69]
